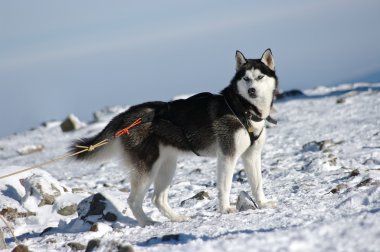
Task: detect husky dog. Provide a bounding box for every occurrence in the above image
[70,49,278,226]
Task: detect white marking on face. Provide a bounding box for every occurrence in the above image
[237,68,276,118]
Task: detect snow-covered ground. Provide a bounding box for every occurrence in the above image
[1,83,380,252]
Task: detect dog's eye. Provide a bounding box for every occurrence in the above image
[257,75,264,80]
[243,77,250,82]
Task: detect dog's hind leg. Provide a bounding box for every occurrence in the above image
[127,169,156,226]
[152,154,189,222]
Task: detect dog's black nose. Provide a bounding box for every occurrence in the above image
[248,88,256,97]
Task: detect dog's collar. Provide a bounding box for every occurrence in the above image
[245,110,278,125]
[266,115,277,125]
[222,92,277,125]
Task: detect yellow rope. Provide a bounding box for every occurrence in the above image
[0,139,110,180]
[0,214,19,246]
[75,139,109,152]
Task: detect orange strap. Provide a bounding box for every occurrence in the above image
[114,117,143,137]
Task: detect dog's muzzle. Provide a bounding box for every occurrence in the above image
[248,88,257,98]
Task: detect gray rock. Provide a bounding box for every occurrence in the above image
[192,191,210,200]
[104,212,117,222]
[329,184,348,194]
[356,178,379,188]
[72,188,86,194]
[180,191,210,207]
[302,139,334,152]
[236,191,258,212]
[117,244,134,252]
[67,242,86,251]
[144,233,196,245]
[336,91,359,104]
[16,144,44,156]
[0,208,36,222]
[336,97,346,104]
[91,240,134,252]
[11,244,29,252]
[327,154,338,166]
[22,174,62,207]
[57,204,78,216]
[85,239,100,252]
[77,193,120,223]
[349,169,360,177]
[90,223,99,232]
[78,193,106,218]
[60,114,83,132]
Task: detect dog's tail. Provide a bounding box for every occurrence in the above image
[68,127,114,161]
[68,106,156,162]
[68,111,128,162]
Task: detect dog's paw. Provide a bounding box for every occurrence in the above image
[258,199,278,209]
[220,206,238,214]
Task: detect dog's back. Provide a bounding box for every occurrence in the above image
[69,92,243,163]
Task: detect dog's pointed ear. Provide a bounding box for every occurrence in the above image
[261,49,275,71]
[235,50,247,71]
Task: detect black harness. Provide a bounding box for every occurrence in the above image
[223,95,277,146]
[139,92,277,156]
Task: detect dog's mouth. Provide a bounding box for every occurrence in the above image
[248,88,257,98]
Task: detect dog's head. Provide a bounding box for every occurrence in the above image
[233,49,278,118]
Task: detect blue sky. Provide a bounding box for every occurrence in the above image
[1,0,380,137]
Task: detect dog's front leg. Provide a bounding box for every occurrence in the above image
[217,155,238,213]
[242,144,277,209]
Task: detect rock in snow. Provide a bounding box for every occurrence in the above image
[66,242,86,251]
[180,191,211,207]
[11,244,29,252]
[57,203,78,216]
[77,193,126,225]
[60,114,85,132]
[21,173,64,207]
[16,144,44,156]
[302,139,335,152]
[236,191,258,211]
[85,239,100,252]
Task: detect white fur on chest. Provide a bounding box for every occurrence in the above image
[248,119,265,135]
[233,121,261,156]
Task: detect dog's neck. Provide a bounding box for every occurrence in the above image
[221,85,268,122]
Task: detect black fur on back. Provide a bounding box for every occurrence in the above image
[68,93,243,168]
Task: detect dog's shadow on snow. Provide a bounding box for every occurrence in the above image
[137,225,300,247]
[136,208,380,248]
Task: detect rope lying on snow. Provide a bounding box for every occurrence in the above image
[0,118,143,180]
[0,214,19,246]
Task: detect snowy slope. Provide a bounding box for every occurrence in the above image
[1,83,380,252]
